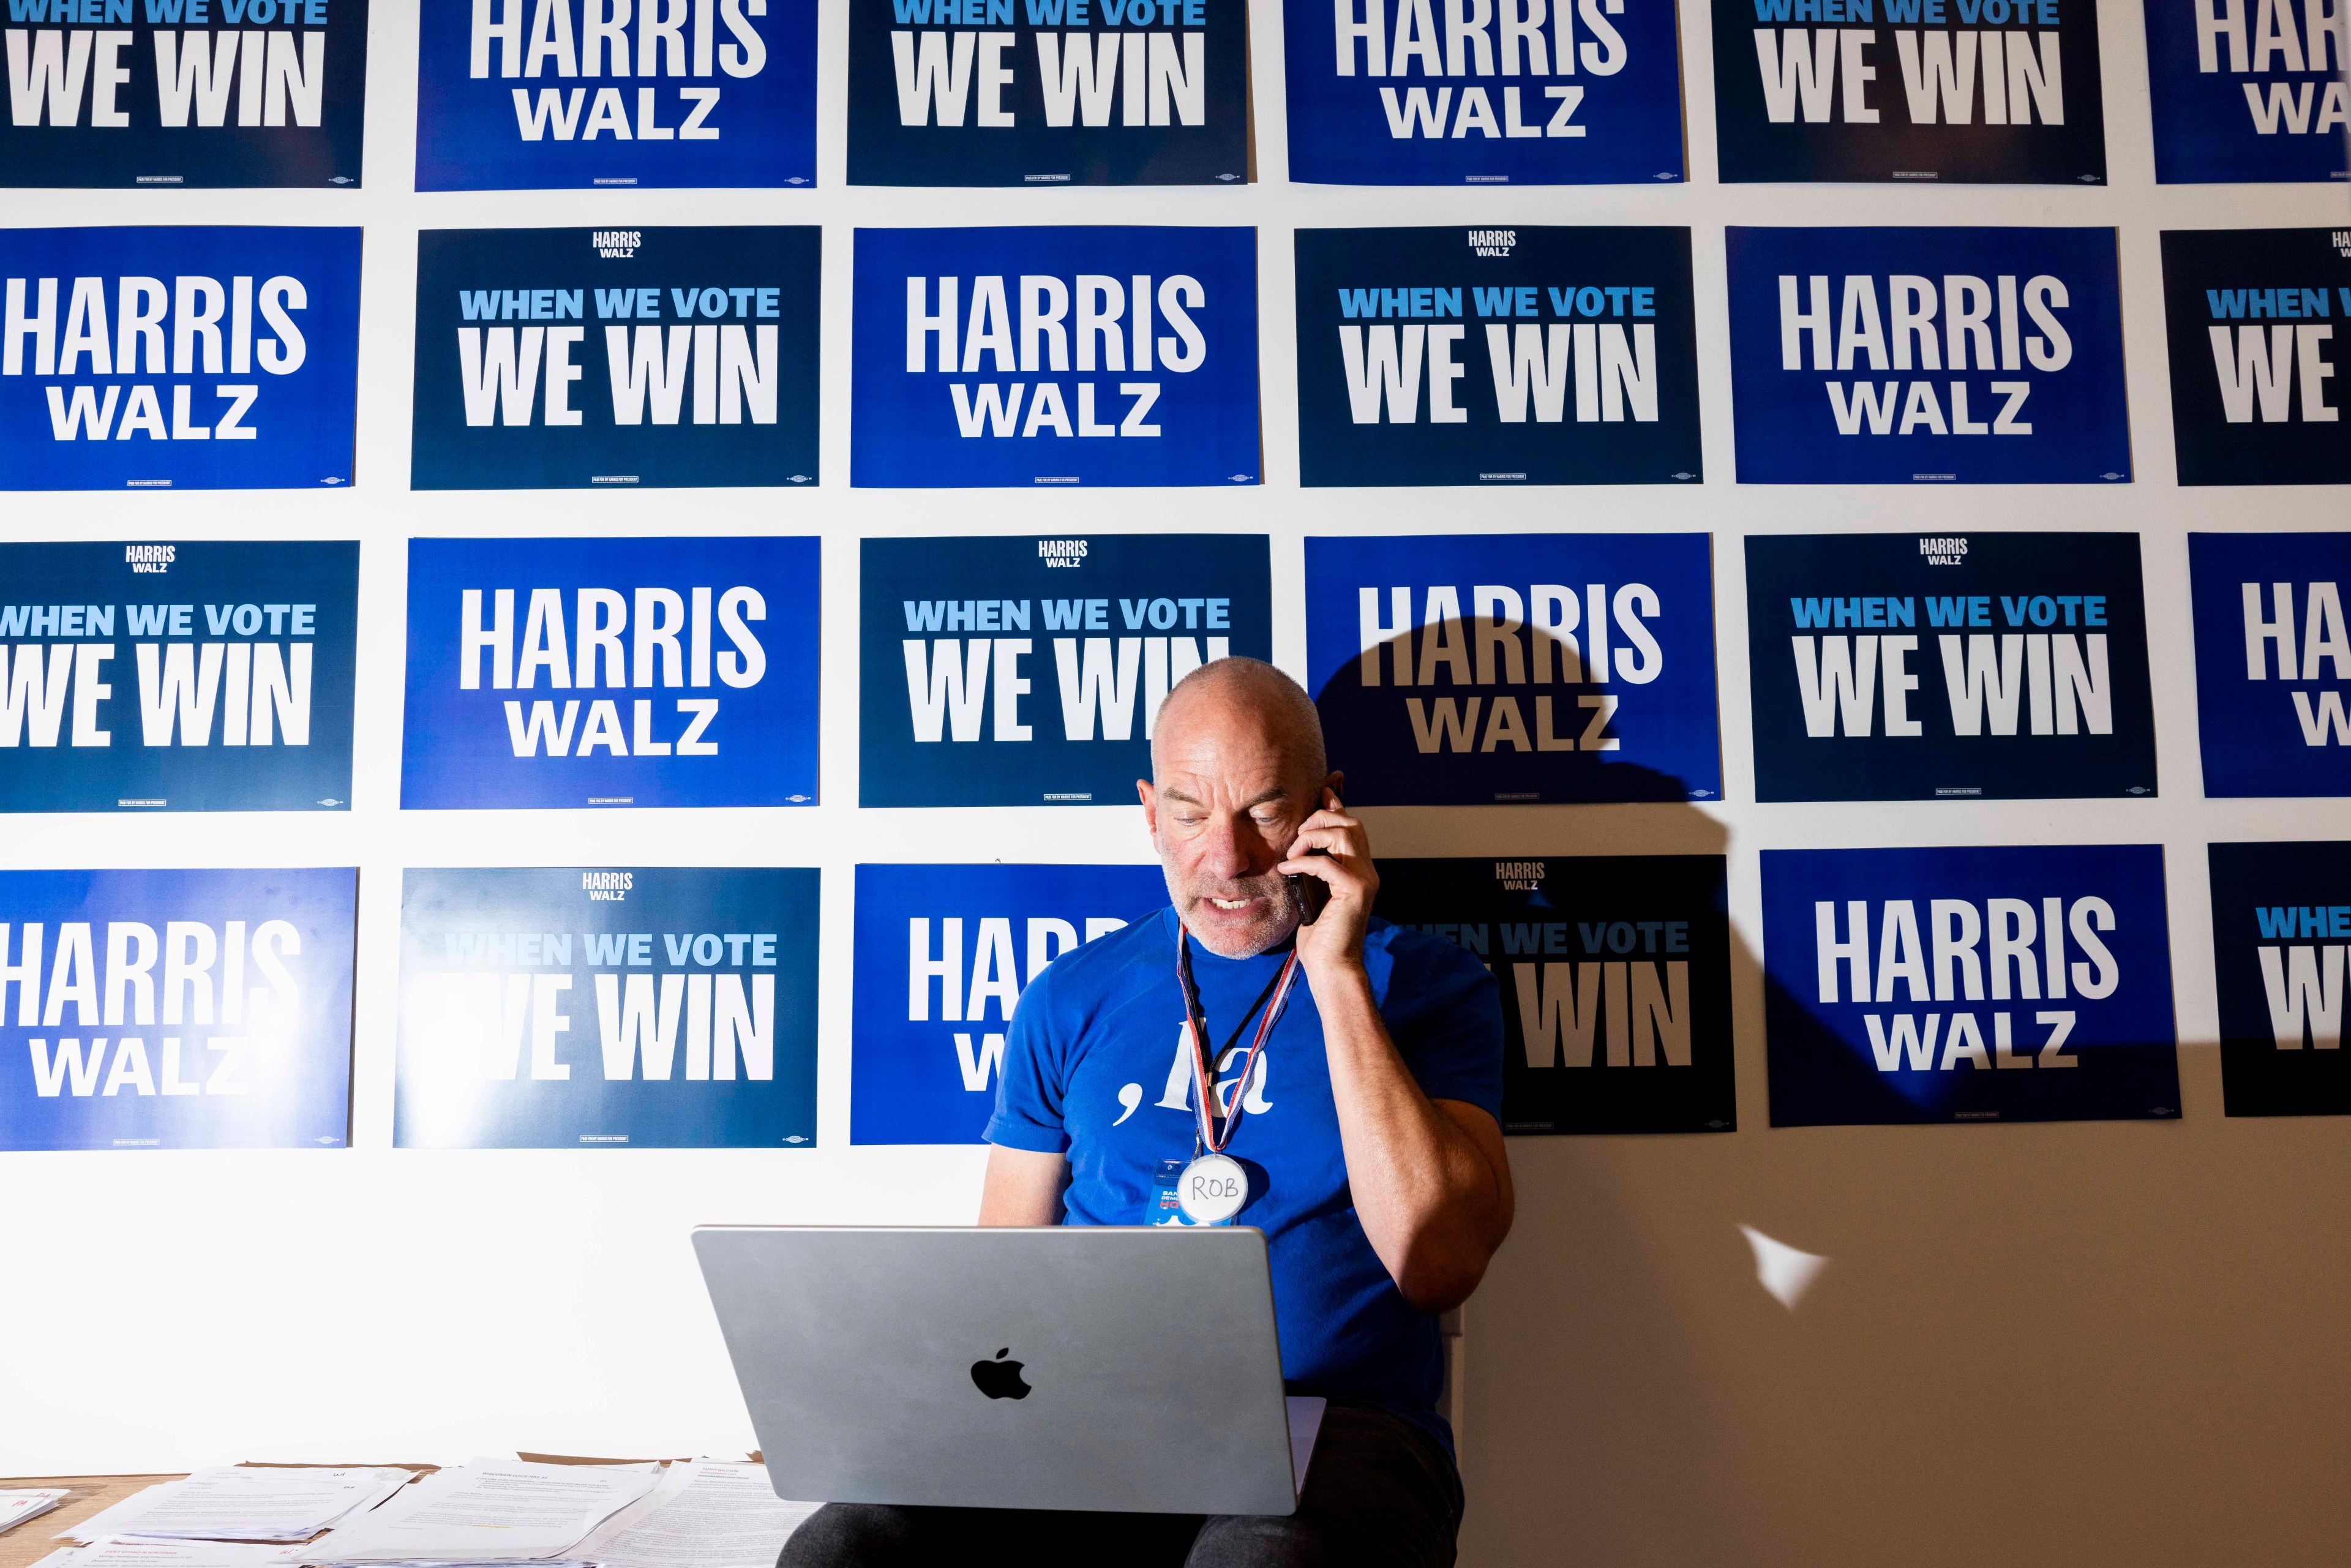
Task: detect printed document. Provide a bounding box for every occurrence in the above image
[33,1537,311,1568]
[3,1491,69,1536]
[569,1464,815,1568]
[297,1462,659,1564]
[65,1472,413,1545]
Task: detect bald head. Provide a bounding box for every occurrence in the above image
[1150,657,1326,789]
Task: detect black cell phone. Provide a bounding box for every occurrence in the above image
[1288,849,1330,925]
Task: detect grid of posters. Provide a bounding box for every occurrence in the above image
[0,868,358,1150]
[860,533,1272,806]
[395,866,820,1147]
[410,226,822,490]
[1292,225,1702,487]
[1303,533,1721,805]
[1744,531,2156,801]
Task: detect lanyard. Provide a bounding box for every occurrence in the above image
[1173,921,1302,1155]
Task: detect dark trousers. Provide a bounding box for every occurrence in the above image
[778,1398,1463,1568]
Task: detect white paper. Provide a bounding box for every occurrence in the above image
[106,1471,415,1543]
[3,1491,70,1536]
[297,1462,660,1565]
[570,1464,815,1568]
[32,1536,312,1568]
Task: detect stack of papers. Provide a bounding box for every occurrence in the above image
[3,1491,71,1536]
[569,1463,817,1568]
[34,1539,312,1568]
[293,1460,662,1568]
[62,1471,415,1545]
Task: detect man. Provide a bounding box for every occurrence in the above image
[786,658,1513,1567]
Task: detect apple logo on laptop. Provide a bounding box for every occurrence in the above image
[970,1348,1032,1400]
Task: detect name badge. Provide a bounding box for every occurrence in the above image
[1176,1152,1249,1225]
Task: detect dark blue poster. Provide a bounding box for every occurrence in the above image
[0,867,355,1150]
[1712,0,2108,182]
[1282,0,1684,184]
[860,533,1271,806]
[395,866,819,1148]
[851,226,1261,488]
[2162,228,2350,484]
[1292,226,1701,486]
[1303,533,1720,805]
[845,0,1248,185]
[401,535,821,809]
[2143,0,2346,181]
[414,0,817,190]
[850,862,1167,1144]
[1725,226,2131,484]
[1762,844,2178,1126]
[1376,856,1734,1134]
[1745,532,2155,801]
[0,541,356,813]
[2189,531,2351,795]
[1,226,360,490]
[0,0,367,186]
[2208,841,2351,1116]
[410,226,820,491]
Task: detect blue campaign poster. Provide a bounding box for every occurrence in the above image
[413,0,818,190]
[2162,229,2351,485]
[1745,532,2157,801]
[2207,840,2351,1116]
[1712,0,2109,183]
[1292,227,1702,486]
[851,226,1261,488]
[2189,532,2351,796]
[401,535,821,809]
[1282,0,1685,184]
[0,541,357,814]
[1374,856,1736,1134]
[850,862,1168,1144]
[860,533,1272,806]
[2143,0,2347,181]
[0,867,356,1151]
[410,227,821,490]
[1725,226,2131,484]
[0,227,361,491]
[0,0,369,186]
[395,866,820,1148]
[845,0,1249,186]
[1761,844,2179,1126]
[1303,533,1720,805]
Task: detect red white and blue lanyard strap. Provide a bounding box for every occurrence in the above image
[1174,922,1302,1155]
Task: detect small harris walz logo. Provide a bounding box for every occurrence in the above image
[1038,538,1087,569]
[1468,228,1517,258]
[1494,859,1545,891]
[583,870,634,902]
[591,230,643,260]
[126,544,175,575]
[1918,536,1968,566]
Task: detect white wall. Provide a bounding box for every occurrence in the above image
[6,0,2348,1561]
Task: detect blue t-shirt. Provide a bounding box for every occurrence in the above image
[985,906,1504,1452]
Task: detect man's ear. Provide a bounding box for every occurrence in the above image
[1324,770,1345,806]
[1138,779,1158,838]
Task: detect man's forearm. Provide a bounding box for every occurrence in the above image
[1311,963,1512,1311]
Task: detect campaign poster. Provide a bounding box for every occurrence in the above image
[1712,0,2107,182]
[2162,228,2350,485]
[1745,532,2155,802]
[851,226,1261,488]
[0,867,356,1151]
[1376,857,1734,1135]
[844,0,1247,186]
[1303,533,1720,805]
[1725,226,2131,484]
[850,862,1168,1144]
[410,227,820,491]
[1292,226,1702,486]
[413,0,817,189]
[2188,531,2351,795]
[860,533,1272,806]
[2143,0,2347,182]
[0,0,367,186]
[0,541,356,813]
[1,226,361,490]
[395,866,819,1148]
[1282,0,1685,184]
[401,535,820,809]
[2208,841,2351,1116]
[1761,844,2178,1126]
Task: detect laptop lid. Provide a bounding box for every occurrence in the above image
[691,1225,1302,1517]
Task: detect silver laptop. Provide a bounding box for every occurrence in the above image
[691,1225,1321,1516]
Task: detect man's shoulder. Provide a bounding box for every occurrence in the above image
[1022,906,1171,1011]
